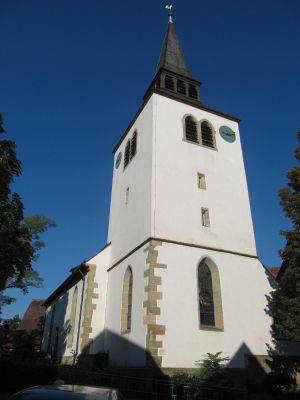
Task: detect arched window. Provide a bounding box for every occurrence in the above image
[177,80,186,95]
[121,266,133,333]
[47,303,56,354]
[165,75,174,91]
[198,259,223,330]
[184,116,199,143]
[201,121,215,148]
[130,131,137,159]
[188,84,198,99]
[67,286,78,348]
[124,140,131,168]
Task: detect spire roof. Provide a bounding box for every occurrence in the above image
[157,20,194,79]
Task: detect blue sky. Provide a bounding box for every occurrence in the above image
[1,0,299,319]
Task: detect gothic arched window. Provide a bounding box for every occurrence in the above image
[124,140,131,169]
[67,286,78,348]
[201,121,215,148]
[47,303,56,354]
[184,116,199,144]
[198,259,224,330]
[121,266,133,333]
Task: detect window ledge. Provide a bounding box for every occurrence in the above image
[182,138,218,151]
[200,325,224,332]
[121,329,131,335]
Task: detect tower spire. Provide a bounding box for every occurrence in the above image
[143,9,201,104]
[157,8,194,79]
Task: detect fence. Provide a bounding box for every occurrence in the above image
[70,372,247,400]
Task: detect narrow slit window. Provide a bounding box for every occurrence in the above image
[185,116,198,143]
[201,121,214,148]
[165,75,174,91]
[125,188,129,204]
[202,208,210,227]
[198,173,206,190]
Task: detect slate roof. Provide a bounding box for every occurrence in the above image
[157,20,194,79]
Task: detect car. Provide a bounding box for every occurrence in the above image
[8,384,123,400]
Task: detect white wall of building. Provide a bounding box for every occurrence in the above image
[42,280,84,358]
[153,241,273,368]
[108,99,154,265]
[88,245,111,354]
[105,246,148,366]
[152,94,257,256]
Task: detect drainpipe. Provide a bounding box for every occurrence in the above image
[73,266,86,365]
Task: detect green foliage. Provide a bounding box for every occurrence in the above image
[270,131,300,341]
[0,314,20,331]
[0,113,56,310]
[195,352,230,383]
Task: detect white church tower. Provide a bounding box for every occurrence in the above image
[42,13,274,370]
[105,14,273,368]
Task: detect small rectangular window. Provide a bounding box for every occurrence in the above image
[125,188,129,204]
[198,173,206,189]
[202,208,210,227]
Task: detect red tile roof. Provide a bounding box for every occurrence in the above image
[18,300,46,333]
[267,267,280,279]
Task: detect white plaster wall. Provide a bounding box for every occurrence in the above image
[107,99,154,265]
[105,246,148,366]
[88,245,111,354]
[153,241,274,368]
[153,94,257,256]
[41,280,84,358]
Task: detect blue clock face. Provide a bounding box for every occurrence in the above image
[219,126,236,143]
[115,152,122,169]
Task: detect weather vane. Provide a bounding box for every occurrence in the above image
[165,4,173,23]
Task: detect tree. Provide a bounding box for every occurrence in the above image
[0,314,20,331]
[270,131,300,341]
[0,113,56,311]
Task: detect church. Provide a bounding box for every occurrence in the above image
[41,12,275,370]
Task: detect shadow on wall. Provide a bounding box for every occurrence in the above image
[78,328,163,376]
[47,291,70,363]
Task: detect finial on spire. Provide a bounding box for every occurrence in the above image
[165,4,173,23]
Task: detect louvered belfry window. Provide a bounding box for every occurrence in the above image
[124,141,131,168]
[185,116,198,143]
[188,84,198,100]
[165,75,175,91]
[201,121,214,148]
[177,80,186,95]
[130,131,137,159]
[198,262,215,326]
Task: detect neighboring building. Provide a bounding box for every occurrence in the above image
[17,300,45,334]
[267,267,280,280]
[42,15,275,370]
[1,300,45,354]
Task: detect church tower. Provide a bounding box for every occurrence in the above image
[105,13,273,368]
[42,12,274,370]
